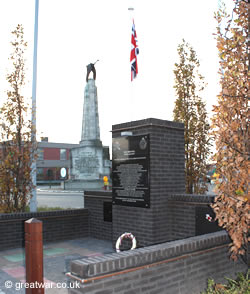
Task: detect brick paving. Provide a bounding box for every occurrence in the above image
[0,238,113,293]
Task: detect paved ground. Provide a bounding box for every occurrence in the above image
[37,185,75,193]
[0,238,114,293]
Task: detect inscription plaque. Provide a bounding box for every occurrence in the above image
[75,156,100,173]
[112,135,150,208]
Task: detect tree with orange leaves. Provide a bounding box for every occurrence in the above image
[0,25,35,212]
[212,0,249,260]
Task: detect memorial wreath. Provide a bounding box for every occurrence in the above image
[116,232,137,253]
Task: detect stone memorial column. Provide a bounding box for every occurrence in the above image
[66,77,111,191]
[80,79,101,146]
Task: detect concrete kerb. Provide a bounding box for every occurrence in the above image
[37,186,83,193]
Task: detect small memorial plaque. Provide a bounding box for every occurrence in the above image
[112,135,150,208]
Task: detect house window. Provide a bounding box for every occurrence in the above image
[37,148,44,160]
[37,167,44,181]
[60,149,67,160]
[47,169,54,180]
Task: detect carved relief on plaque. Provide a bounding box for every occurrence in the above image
[75,156,100,173]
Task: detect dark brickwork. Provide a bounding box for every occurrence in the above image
[167,194,216,240]
[0,209,88,250]
[81,191,220,247]
[84,191,112,241]
[112,118,185,247]
[68,231,248,294]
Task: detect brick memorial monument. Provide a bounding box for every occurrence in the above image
[112,118,185,247]
[66,120,248,294]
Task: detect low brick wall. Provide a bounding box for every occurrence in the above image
[84,192,222,247]
[168,194,221,240]
[67,231,247,294]
[0,209,88,250]
[84,191,112,241]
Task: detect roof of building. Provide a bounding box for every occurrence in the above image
[38,141,79,149]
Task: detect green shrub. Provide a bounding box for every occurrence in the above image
[37,206,71,212]
[202,270,250,294]
[25,206,71,212]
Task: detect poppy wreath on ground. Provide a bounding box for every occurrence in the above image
[116,232,137,253]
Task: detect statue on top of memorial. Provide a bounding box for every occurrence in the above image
[86,60,99,82]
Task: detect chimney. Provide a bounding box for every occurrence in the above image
[41,137,48,142]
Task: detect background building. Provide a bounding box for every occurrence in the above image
[37,137,111,185]
[37,137,78,184]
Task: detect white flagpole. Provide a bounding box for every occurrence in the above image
[30,0,39,212]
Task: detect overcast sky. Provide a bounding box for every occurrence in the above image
[0,0,233,149]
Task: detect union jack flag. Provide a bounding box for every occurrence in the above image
[130,20,139,81]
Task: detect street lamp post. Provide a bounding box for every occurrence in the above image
[30,0,39,212]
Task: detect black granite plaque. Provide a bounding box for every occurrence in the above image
[112,135,150,208]
[103,202,112,222]
[195,206,222,236]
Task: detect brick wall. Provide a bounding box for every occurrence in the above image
[112,119,185,248]
[167,194,221,240]
[84,191,112,241]
[83,190,222,250]
[0,209,88,250]
[67,231,248,294]
[44,147,60,160]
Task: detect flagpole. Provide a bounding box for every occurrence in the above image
[30,0,39,212]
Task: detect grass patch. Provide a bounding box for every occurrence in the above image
[25,206,72,212]
[37,206,71,212]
